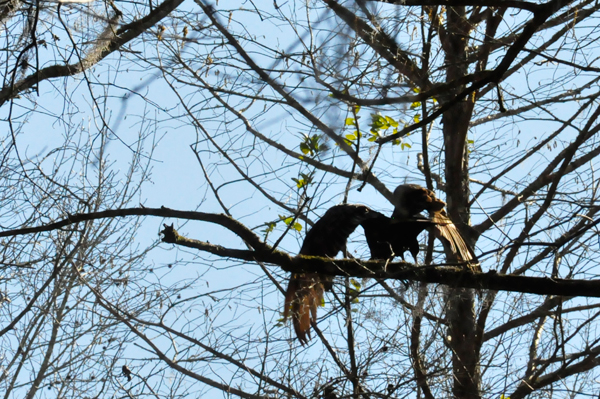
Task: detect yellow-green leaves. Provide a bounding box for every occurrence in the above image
[299,134,328,157]
[262,214,303,240]
[349,278,361,304]
[280,215,302,232]
[262,222,276,239]
[346,131,361,141]
[467,138,475,153]
[292,172,313,189]
[369,113,407,146]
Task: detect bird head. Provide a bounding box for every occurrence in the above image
[344,204,382,224]
[392,184,445,218]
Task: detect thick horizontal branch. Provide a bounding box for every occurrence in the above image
[161,225,600,298]
[4,207,600,298]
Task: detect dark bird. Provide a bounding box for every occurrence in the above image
[122,365,132,382]
[361,210,435,262]
[284,204,378,345]
[391,184,479,270]
[323,385,339,399]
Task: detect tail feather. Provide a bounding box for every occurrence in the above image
[432,210,481,272]
[284,273,324,345]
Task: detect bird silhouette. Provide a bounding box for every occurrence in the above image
[361,210,435,262]
[283,204,378,344]
[391,184,480,270]
[122,365,132,382]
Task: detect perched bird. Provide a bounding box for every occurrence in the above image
[323,385,339,399]
[361,211,435,262]
[391,184,479,270]
[122,365,132,382]
[284,204,378,345]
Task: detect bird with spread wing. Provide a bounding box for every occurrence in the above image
[362,184,479,271]
[283,204,378,345]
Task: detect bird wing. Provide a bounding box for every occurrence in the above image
[393,184,480,271]
[431,210,480,272]
[285,204,378,344]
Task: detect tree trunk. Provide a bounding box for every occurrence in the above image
[441,6,480,399]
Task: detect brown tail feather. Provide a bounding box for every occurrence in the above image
[432,211,481,272]
[283,273,324,345]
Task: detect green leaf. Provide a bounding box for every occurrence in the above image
[282,216,293,225]
[386,116,399,127]
[370,113,387,129]
[413,114,420,123]
[350,278,361,290]
[401,143,412,150]
[410,101,421,109]
[300,143,310,154]
[413,87,421,93]
[345,117,356,126]
[293,173,313,189]
[353,105,361,113]
[262,222,276,238]
[279,215,303,231]
[346,133,357,141]
[368,136,377,142]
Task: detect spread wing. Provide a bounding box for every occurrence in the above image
[284,204,378,344]
[393,184,480,271]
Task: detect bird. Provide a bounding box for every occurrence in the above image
[122,365,132,382]
[360,210,435,262]
[283,204,379,345]
[391,184,480,270]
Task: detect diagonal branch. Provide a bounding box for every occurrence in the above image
[193,0,394,202]
[323,0,428,86]
[0,0,185,106]
[377,0,575,145]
